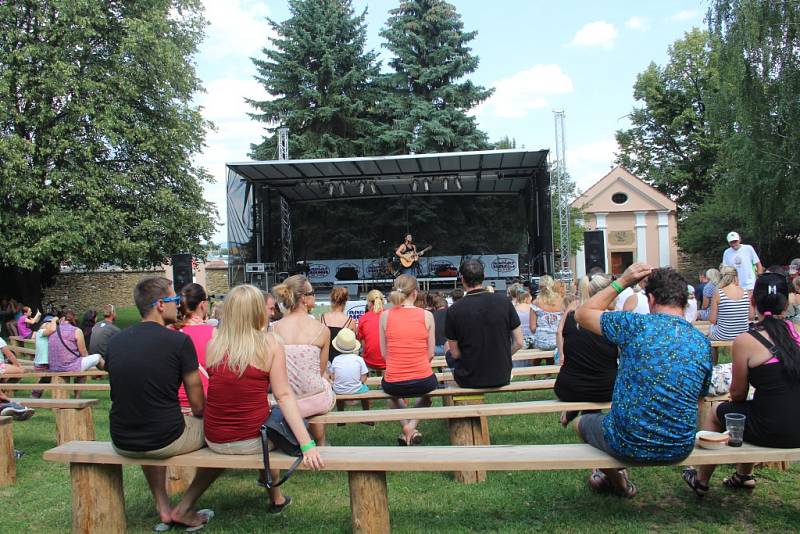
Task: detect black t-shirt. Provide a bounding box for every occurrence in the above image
[553,311,618,402]
[432,308,447,346]
[107,321,199,451]
[445,289,521,388]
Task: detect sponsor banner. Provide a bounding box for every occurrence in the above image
[306,254,519,284]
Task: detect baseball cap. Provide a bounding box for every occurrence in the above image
[726,231,740,243]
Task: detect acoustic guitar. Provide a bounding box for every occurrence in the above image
[399,245,432,268]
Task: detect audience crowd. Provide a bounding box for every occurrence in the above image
[2,230,800,526]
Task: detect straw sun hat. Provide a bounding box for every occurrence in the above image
[331,328,361,354]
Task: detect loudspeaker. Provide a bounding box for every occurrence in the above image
[583,231,606,273]
[335,267,358,281]
[171,254,193,294]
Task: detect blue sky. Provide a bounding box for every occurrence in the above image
[194,0,709,244]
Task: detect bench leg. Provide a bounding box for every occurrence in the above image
[52,375,69,400]
[0,418,15,486]
[55,408,96,445]
[71,462,126,534]
[448,395,489,484]
[348,471,390,534]
[166,465,196,496]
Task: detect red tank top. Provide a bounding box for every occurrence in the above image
[204,360,270,443]
[383,307,431,382]
[357,311,385,369]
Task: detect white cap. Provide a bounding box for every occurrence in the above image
[727,231,740,243]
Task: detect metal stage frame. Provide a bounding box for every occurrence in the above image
[226,149,555,289]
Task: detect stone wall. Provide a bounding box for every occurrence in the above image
[41,266,230,313]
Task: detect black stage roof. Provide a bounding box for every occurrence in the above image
[226,148,549,202]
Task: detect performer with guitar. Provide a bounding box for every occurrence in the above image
[395,233,432,276]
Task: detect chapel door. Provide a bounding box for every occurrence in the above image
[610,252,633,275]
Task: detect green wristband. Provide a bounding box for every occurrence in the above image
[300,440,316,453]
[610,280,624,294]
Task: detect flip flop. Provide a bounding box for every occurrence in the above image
[409,430,423,445]
[172,509,215,533]
[397,434,409,446]
[152,522,173,532]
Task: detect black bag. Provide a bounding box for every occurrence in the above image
[259,405,307,489]
[335,266,358,280]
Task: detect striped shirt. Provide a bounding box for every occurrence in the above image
[709,287,750,340]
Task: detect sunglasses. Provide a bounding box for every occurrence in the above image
[303,290,316,297]
[151,295,181,307]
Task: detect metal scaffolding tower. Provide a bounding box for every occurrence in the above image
[553,110,570,276]
[277,127,294,271]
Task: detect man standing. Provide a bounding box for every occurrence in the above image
[445,259,523,388]
[89,304,121,359]
[107,277,220,530]
[722,231,763,291]
[574,264,712,498]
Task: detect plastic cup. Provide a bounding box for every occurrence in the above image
[724,413,746,447]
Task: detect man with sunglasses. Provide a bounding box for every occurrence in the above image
[107,277,221,530]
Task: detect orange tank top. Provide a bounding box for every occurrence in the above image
[383,307,432,382]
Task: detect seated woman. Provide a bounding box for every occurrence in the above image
[683,273,800,496]
[709,266,751,341]
[357,290,386,374]
[529,276,565,364]
[320,287,357,362]
[508,283,534,351]
[204,284,323,513]
[48,310,104,373]
[4,299,21,337]
[554,274,619,426]
[698,268,721,321]
[172,283,215,415]
[380,274,436,446]
[17,306,41,340]
[271,275,335,446]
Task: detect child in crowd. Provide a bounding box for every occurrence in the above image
[328,329,368,395]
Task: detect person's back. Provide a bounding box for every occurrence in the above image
[446,289,520,388]
[602,311,711,460]
[176,323,215,411]
[555,311,618,402]
[329,352,368,394]
[108,321,197,452]
[89,319,121,358]
[384,306,430,383]
[711,285,750,340]
[48,322,80,371]
[357,309,384,370]
[205,359,270,446]
[531,303,562,350]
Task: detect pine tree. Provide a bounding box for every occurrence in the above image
[248,0,383,159]
[379,0,493,154]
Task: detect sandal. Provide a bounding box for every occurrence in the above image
[409,430,423,445]
[560,410,578,428]
[588,468,637,498]
[682,467,709,497]
[397,434,409,446]
[723,471,756,490]
[587,469,612,493]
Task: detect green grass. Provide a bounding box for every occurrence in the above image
[114,306,144,329]
[4,384,800,533]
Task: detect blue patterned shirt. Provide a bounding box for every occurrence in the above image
[601,311,712,461]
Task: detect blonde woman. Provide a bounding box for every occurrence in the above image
[320,287,357,362]
[529,275,565,351]
[380,275,436,445]
[698,268,721,321]
[709,266,751,341]
[271,275,335,446]
[204,285,323,513]
[357,290,386,372]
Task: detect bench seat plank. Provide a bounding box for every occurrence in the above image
[3,370,107,379]
[0,383,109,391]
[312,400,610,424]
[365,366,560,386]
[335,379,556,401]
[9,398,98,410]
[44,440,800,471]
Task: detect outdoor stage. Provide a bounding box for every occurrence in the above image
[225,149,554,290]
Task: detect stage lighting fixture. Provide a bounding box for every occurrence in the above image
[411,179,418,193]
[423,178,430,192]
[443,178,449,191]
[328,183,335,196]
[455,177,462,191]
[359,182,365,195]
[370,182,377,194]
[338,182,345,196]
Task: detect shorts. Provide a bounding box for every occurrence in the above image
[578,413,689,466]
[333,383,370,395]
[381,374,438,397]
[79,354,102,371]
[207,436,262,455]
[296,385,336,418]
[113,415,206,459]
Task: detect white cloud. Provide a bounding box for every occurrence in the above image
[668,10,698,22]
[195,78,273,243]
[567,138,620,193]
[473,64,574,119]
[199,0,275,61]
[569,21,618,49]
[625,16,649,31]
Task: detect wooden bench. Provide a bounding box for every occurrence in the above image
[44,440,800,534]
[8,336,35,347]
[364,365,560,387]
[334,379,556,401]
[0,417,12,486]
[0,382,110,400]
[10,398,99,445]
[7,344,35,356]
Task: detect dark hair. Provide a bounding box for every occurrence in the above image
[751,273,800,380]
[133,277,172,317]
[644,268,688,308]
[459,259,484,287]
[330,286,349,308]
[451,288,464,302]
[766,265,787,276]
[63,309,77,326]
[82,309,97,338]
[175,283,207,329]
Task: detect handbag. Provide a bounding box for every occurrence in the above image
[259,405,307,489]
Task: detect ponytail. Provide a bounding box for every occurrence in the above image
[365,289,384,314]
[390,274,417,306]
[272,274,309,312]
